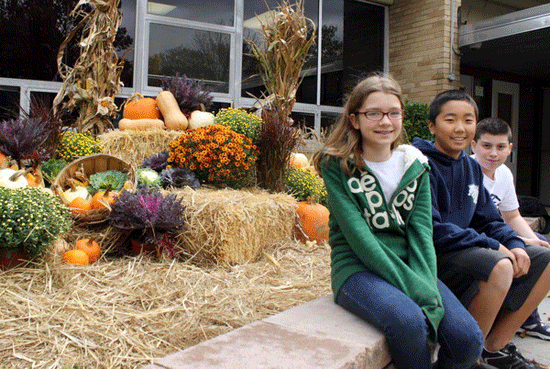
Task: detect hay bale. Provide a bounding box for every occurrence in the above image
[172,187,298,265]
[99,130,182,168]
[0,242,331,368]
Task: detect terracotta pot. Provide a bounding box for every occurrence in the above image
[130,239,159,257]
[0,248,29,270]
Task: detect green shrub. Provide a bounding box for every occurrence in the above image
[403,101,432,143]
[284,167,327,205]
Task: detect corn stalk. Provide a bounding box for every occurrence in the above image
[246,0,316,125]
[53,0,126,135]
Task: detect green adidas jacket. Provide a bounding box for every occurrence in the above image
[319,145,444,341]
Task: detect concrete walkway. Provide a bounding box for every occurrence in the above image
[512,293,550,366]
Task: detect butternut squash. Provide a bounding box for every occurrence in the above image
[156,91,188,130]
[118,118,165,131]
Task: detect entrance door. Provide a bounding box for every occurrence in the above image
[492,80,519,180]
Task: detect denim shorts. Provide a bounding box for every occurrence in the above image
[437,244,550,311]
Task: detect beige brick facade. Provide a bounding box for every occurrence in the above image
[389,0,462,103]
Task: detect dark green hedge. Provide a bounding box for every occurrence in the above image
[403,100,433,143]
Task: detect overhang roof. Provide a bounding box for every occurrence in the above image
[459,3,550,82]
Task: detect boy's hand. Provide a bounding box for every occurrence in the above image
[518,236,550,248]
[509,248,530,277]
[498,244,530,277]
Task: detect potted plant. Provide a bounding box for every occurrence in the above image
[0,187,73,269]
[107,187,186,257]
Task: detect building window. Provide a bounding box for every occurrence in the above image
[147,0,234,26]
[148,24,231,92]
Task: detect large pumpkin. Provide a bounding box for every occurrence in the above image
[295,199,330,244]
[123,93,162,120]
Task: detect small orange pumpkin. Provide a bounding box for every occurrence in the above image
[76,238,101,263]
[69,197,92,214]
[123,93,162,120]
[0,151,7,167]
[91,188,118,210]
[295,198,330,244]
[62,249,89,265]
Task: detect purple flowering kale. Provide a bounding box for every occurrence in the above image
[108,187,185,245]
[0,117,51,164]
[160,167,201,189]
[160,74,213,115]
[141,151,169,173]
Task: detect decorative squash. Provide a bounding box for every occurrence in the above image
[0,168,29,189]
[156,91,188,130]
[0,151,7,167]
[123,93,162,120]
[118,118,165,131]
[76,238,101,263]
[187,110,215,130]
[51,238,72,257]
[62,249,89,265]
[69,196,92,214]
[295,198,330,244]
[91,187,118,209]
[290,153,309,169]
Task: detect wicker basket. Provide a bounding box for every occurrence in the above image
[52,154,136,225]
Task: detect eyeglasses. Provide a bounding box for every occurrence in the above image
[354,110,403,121]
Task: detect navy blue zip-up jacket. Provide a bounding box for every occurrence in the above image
[412,138,525,254]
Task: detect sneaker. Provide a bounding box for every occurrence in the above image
[481,342,545,368]
[517,321,550,341]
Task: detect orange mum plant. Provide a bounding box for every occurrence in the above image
[168,124,258,189]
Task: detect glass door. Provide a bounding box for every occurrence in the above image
[492,80,519,180]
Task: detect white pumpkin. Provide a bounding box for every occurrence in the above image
[290,153,309,169]
[62,185,90,203]
[187,110,215,130]
[0,168,29,189]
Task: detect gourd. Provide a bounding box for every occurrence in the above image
[123,93,162,120]
[62,185,90,204]
[156,91,188,130]
[0,168,29,189]
[187,110,215,130]
[118,118,165,131]
[290,153,309,169]
[295,199,330,244]
[62,249,89,265]
[76,238,101,263]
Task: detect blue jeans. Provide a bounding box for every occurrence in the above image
[337,272,484,369]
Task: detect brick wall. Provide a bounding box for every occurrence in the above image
[389,0,462,104]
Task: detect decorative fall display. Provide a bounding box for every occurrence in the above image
[53,0,125,134]
[187,110,215,130]
[58,132,101,162]
[62,249,90,265]
[168,124,258,189]
[160,73,213,115]
[76,238,101,263]
[295,198,330,244]
[123,94,162,120]
[118,118,165,131]
[156,91,188,130]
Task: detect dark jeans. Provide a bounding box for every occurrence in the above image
[336,272,483,369]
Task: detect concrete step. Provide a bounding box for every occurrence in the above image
[142,295,392,369]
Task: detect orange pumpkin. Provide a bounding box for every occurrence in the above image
[76,238,101,263]
[91,188,118,210]
[295,199,330,244]
[69,197,92,214]
[123,93,162,120]
[62,249,89,265]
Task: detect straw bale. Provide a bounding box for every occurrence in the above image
[171,187,298,265]
[0,241,331,368]
[99,130,182,168]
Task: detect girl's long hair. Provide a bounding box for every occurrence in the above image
[313,72,404,176]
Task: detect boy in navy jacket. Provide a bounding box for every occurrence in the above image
[413,90,550,369]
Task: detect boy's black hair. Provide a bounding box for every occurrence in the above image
[474,117,512,142]
[428,89,479,123]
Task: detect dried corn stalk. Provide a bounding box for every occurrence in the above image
[53,0,126,135]
[246,0,316,124]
